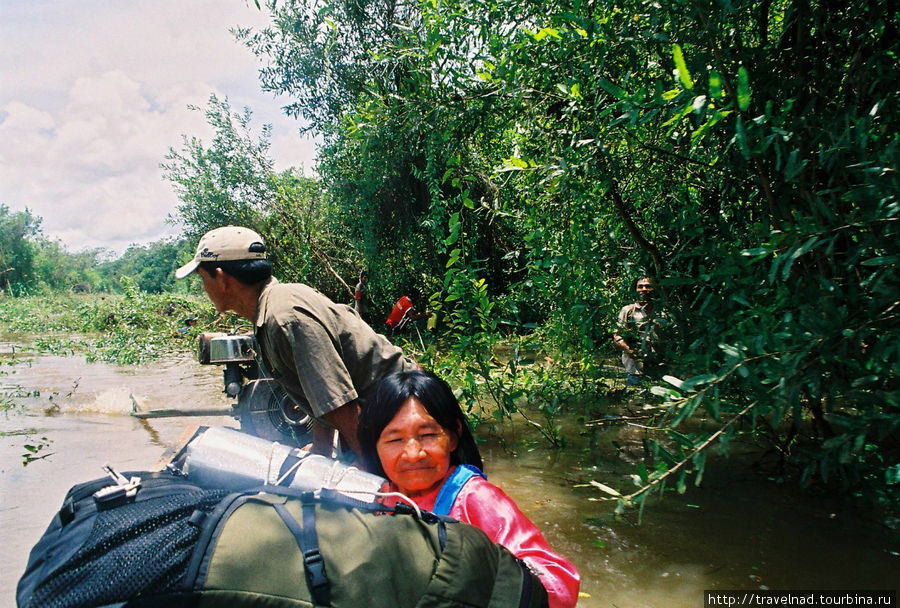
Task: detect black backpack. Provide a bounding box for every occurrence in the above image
[17,469,548,608]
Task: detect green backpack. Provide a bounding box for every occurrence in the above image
[18,471,548,608]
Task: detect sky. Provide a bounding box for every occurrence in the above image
[0,0,318,256]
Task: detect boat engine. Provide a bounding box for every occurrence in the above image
[198,332,314,447]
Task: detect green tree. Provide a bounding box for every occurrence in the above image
[162,94,360,300]
[162,94,278,238]
[96,239,188,293]
[31,239,108,293]
[0,204,43,293]
[239,0,543,317]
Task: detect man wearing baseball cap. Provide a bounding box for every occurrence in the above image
[176,226,419,456]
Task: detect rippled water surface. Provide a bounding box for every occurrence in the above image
[1,342,897,607]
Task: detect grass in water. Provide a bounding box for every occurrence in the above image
[0,281,235,365]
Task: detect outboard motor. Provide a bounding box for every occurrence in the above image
[198,332,314,447]
[198,332,256,398]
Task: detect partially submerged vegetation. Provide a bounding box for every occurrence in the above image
[0,281,217,365]
[2,288,897,516]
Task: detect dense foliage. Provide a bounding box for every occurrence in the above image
[100,240,193,294]
[0,205,43,293]
[229,0,899,505]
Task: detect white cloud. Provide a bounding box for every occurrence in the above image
[0,0,317,255]
[0,102,56,132]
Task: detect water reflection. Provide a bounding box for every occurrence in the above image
[1,345,897,607]
[138,417,165,448]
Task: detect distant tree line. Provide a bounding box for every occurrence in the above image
[0,204,191,295]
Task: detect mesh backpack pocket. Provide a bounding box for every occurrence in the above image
[18,472,229,608]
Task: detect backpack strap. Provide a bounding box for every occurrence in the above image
[272,495,331,606]
[432,465,486,516]
[517,558,549,608]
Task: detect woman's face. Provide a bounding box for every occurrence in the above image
[376,397,459,497]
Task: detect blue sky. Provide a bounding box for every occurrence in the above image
[0,0,317,255]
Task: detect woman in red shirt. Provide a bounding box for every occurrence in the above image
[358,371,580,608]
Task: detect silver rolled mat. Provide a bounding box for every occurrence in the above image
[170,426,385,502]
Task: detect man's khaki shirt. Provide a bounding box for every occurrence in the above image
[254,278,418,419]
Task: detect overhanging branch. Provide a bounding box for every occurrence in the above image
[607,179,665,276]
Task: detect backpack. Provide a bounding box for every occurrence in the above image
[17,469,548,608]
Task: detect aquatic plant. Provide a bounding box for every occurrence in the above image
[0,283,225,365]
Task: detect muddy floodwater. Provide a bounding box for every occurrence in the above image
[1,340,897,607]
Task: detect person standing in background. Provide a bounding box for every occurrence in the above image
[354,270,370,321]
[612,276,667,385]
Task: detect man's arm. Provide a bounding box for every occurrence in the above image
[309,400,362,457]
[612,306,639,358]
[612,330,637,358]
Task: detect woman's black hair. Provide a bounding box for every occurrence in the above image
[358,370,483,478]
[198,259,272,285]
